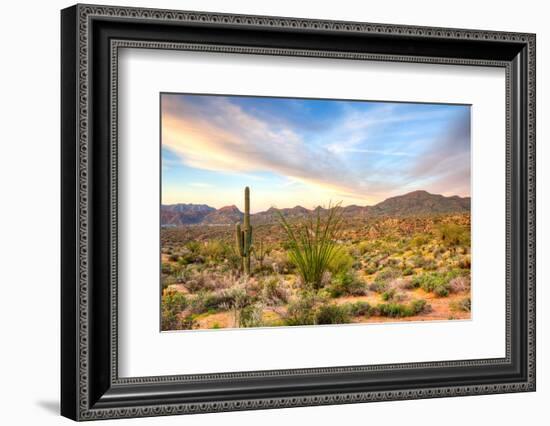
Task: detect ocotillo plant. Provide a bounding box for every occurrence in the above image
[277,203,343,290]
[235,187,253,275]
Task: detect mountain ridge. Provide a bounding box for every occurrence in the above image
[161,190,470,226]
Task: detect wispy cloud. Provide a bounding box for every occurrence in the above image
[161,94,470,208]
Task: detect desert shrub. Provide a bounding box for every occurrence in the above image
[261,277,290,305]
[284,292,317,326]
[328,271,367,297]
[347,301,373,317]
[450,297,471,312]
[411,272,455,297]
[402,267,414,276]
[364,262,378,275]
[186,241,201,254]
[369,280,388,293]
[278,204,344,290]
[358,241,374,255]
[179,315,196,330]
[161,288,189,330]
[449,275,471,293]
[178,251,204,265]
[328,248,354,274]
[410,299,428,314]
[382,288,396,301]
[202,240,228,262]
[411,234,430,249]
[369,267,399,293]
[458,255,471,269]
[423,259,437,271]
[239,302,265,327]
[385,258,401,268]
[377,302,414,317]
[377,299,428,318]
[269,250,296,274]
[183,273,206,293]
[168,254,179,262]
[315,304,352,325]
[161,262,173,274]
[410,255,436,270]
[377,267,400,282]
[162,288,188,313]
[438,223,470,249]
[189,288,249,315]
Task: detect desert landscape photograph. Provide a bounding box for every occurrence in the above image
[160,93,471,331]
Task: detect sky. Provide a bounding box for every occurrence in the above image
[161,93,470,213]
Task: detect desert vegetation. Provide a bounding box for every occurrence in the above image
[161,187,471,330]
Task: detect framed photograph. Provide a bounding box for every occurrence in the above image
[61,4,536,421]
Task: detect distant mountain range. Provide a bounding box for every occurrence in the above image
[161,190,470,226]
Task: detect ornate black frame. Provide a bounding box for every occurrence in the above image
[61,4,536,421]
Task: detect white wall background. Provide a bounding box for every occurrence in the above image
[0,0,546,424]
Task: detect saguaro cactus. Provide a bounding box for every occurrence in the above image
[235,187,253,275]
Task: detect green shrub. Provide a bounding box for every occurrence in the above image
[376,299,428,318]
[411,272,457,297]
[202,240,228,262]
[402,267,414,276]
[261,277,289,305]
[411,234,430,249]
[315,304,352,324]
[438,223,470,249]
[377,302,414,317]
[161,289,190,330]
[450,297,471,312]
[328,248,354,274]
[410,299,428,314]
[284,292,317,326]
[160,262,172,275]
[190,290,246,314]
[347,301,373,317]
[239,303,264,327]
[381,288,396,301]
[328,271,367,297]
[369,267,399,293]
[162,288,187,313]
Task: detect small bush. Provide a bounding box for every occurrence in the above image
[369,267,399,293]
[161,288,190,330]
[382,288,396,301]
[411,272,454,297]
[457,255,471,269]
[261,277,290,305]
[315,304,352,325]
[402,267,414,276]
[438,223,470,249]
[328,271,367,297]
[410,299,428,314]
[450,297,471,312]
[162,288,187,313]
[202,240,228,262]
[190,290,245,314]
[377,302,414,318]
[328,248,354,275]
[449,275,470,293]
[411,234,430,249]
[284,292,317,326]
[239,303,264,327]
[347,301,373,317]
